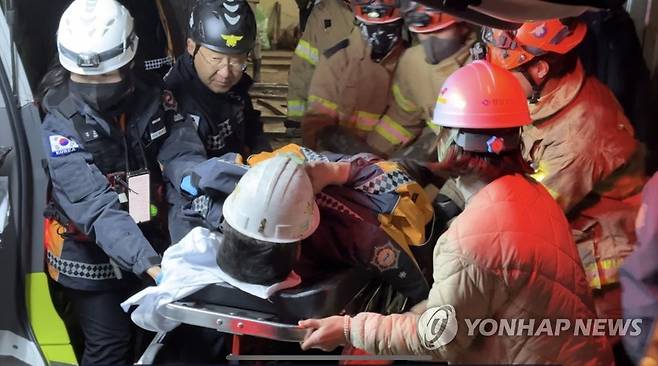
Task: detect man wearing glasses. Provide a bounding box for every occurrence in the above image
[165,0,271,244]
[165,0,271,161]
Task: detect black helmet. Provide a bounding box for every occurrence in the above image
[189,0,257,54]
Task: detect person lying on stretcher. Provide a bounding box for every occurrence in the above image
[178,144,438,306]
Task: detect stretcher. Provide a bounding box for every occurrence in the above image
[136,267,397,364]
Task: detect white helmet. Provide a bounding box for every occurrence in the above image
[57,0,139,75]
[223,155,321,243]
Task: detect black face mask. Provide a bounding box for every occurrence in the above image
[420,36,465,65]
[69,74,135,115]
[359,21,402,61]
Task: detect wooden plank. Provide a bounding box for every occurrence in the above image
[264,123,286,134]
[252,82,289,89]
[261,60,292,67]
[250,93,286,100]
[251,86,286,92]
[262,50,294,59]
[255,99,286,116]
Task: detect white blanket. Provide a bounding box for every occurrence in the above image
[121,227,301,332]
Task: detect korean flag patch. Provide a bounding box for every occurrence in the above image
[49,135,80,157]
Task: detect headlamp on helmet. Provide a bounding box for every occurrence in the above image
[352,0,402,24]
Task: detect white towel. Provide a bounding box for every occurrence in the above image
[121,227,301,332]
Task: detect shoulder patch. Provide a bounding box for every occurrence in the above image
[49,135,80,157]
[371,242,400,271]
[323,38,349,59]
[162,89,178,111]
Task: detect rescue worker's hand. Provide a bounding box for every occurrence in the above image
[146,265,162,284]
[305,162,351,194]
[298,316,346,351]
[410,299,428,315]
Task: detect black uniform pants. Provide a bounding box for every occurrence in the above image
[65,287,135,366]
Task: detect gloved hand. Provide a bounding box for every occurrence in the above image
[470,41,487,61]
[180,174,200,198]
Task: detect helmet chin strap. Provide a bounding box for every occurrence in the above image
[192,44,201,60]
[518,66,549,104]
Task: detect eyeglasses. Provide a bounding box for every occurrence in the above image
[481,27,547,58]
[481,28,518,50]
[196,50,248,73]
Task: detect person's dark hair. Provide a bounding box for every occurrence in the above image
[217,222,300,286]
[529,48,579,79]
[437,128,533,182]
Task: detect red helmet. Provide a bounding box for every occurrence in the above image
[432,61,531,130]
[402,1,459,33]
[483,18,587,70]
[351,0,401,24]
[432,61,531,155]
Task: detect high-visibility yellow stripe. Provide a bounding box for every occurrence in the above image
[391,83,418,113]
[374,116,414,145]
[584,258,625,289]
[531,161,559,199]
[353,111,380,131]
[308,95,339,117]
[294,41,307,54]
[309,49,319,64]
[598,257,625,270]
[287,99,307,117]
[426,119,441,134]
[308,95,338,110]
[294,40,320,65]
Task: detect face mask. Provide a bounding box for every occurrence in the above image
[359,21,402,61]
[420,36,465,65]
[69,74,134,114]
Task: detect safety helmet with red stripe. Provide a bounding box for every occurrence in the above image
[482,18,587,70]
[432,61,531,156]
[351,0,401,24]
[401,0,459,33]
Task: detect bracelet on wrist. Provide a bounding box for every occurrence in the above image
[343,315,351,345]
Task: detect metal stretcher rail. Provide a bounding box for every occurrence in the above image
[136,278,402,365]
[160,301,309,342]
